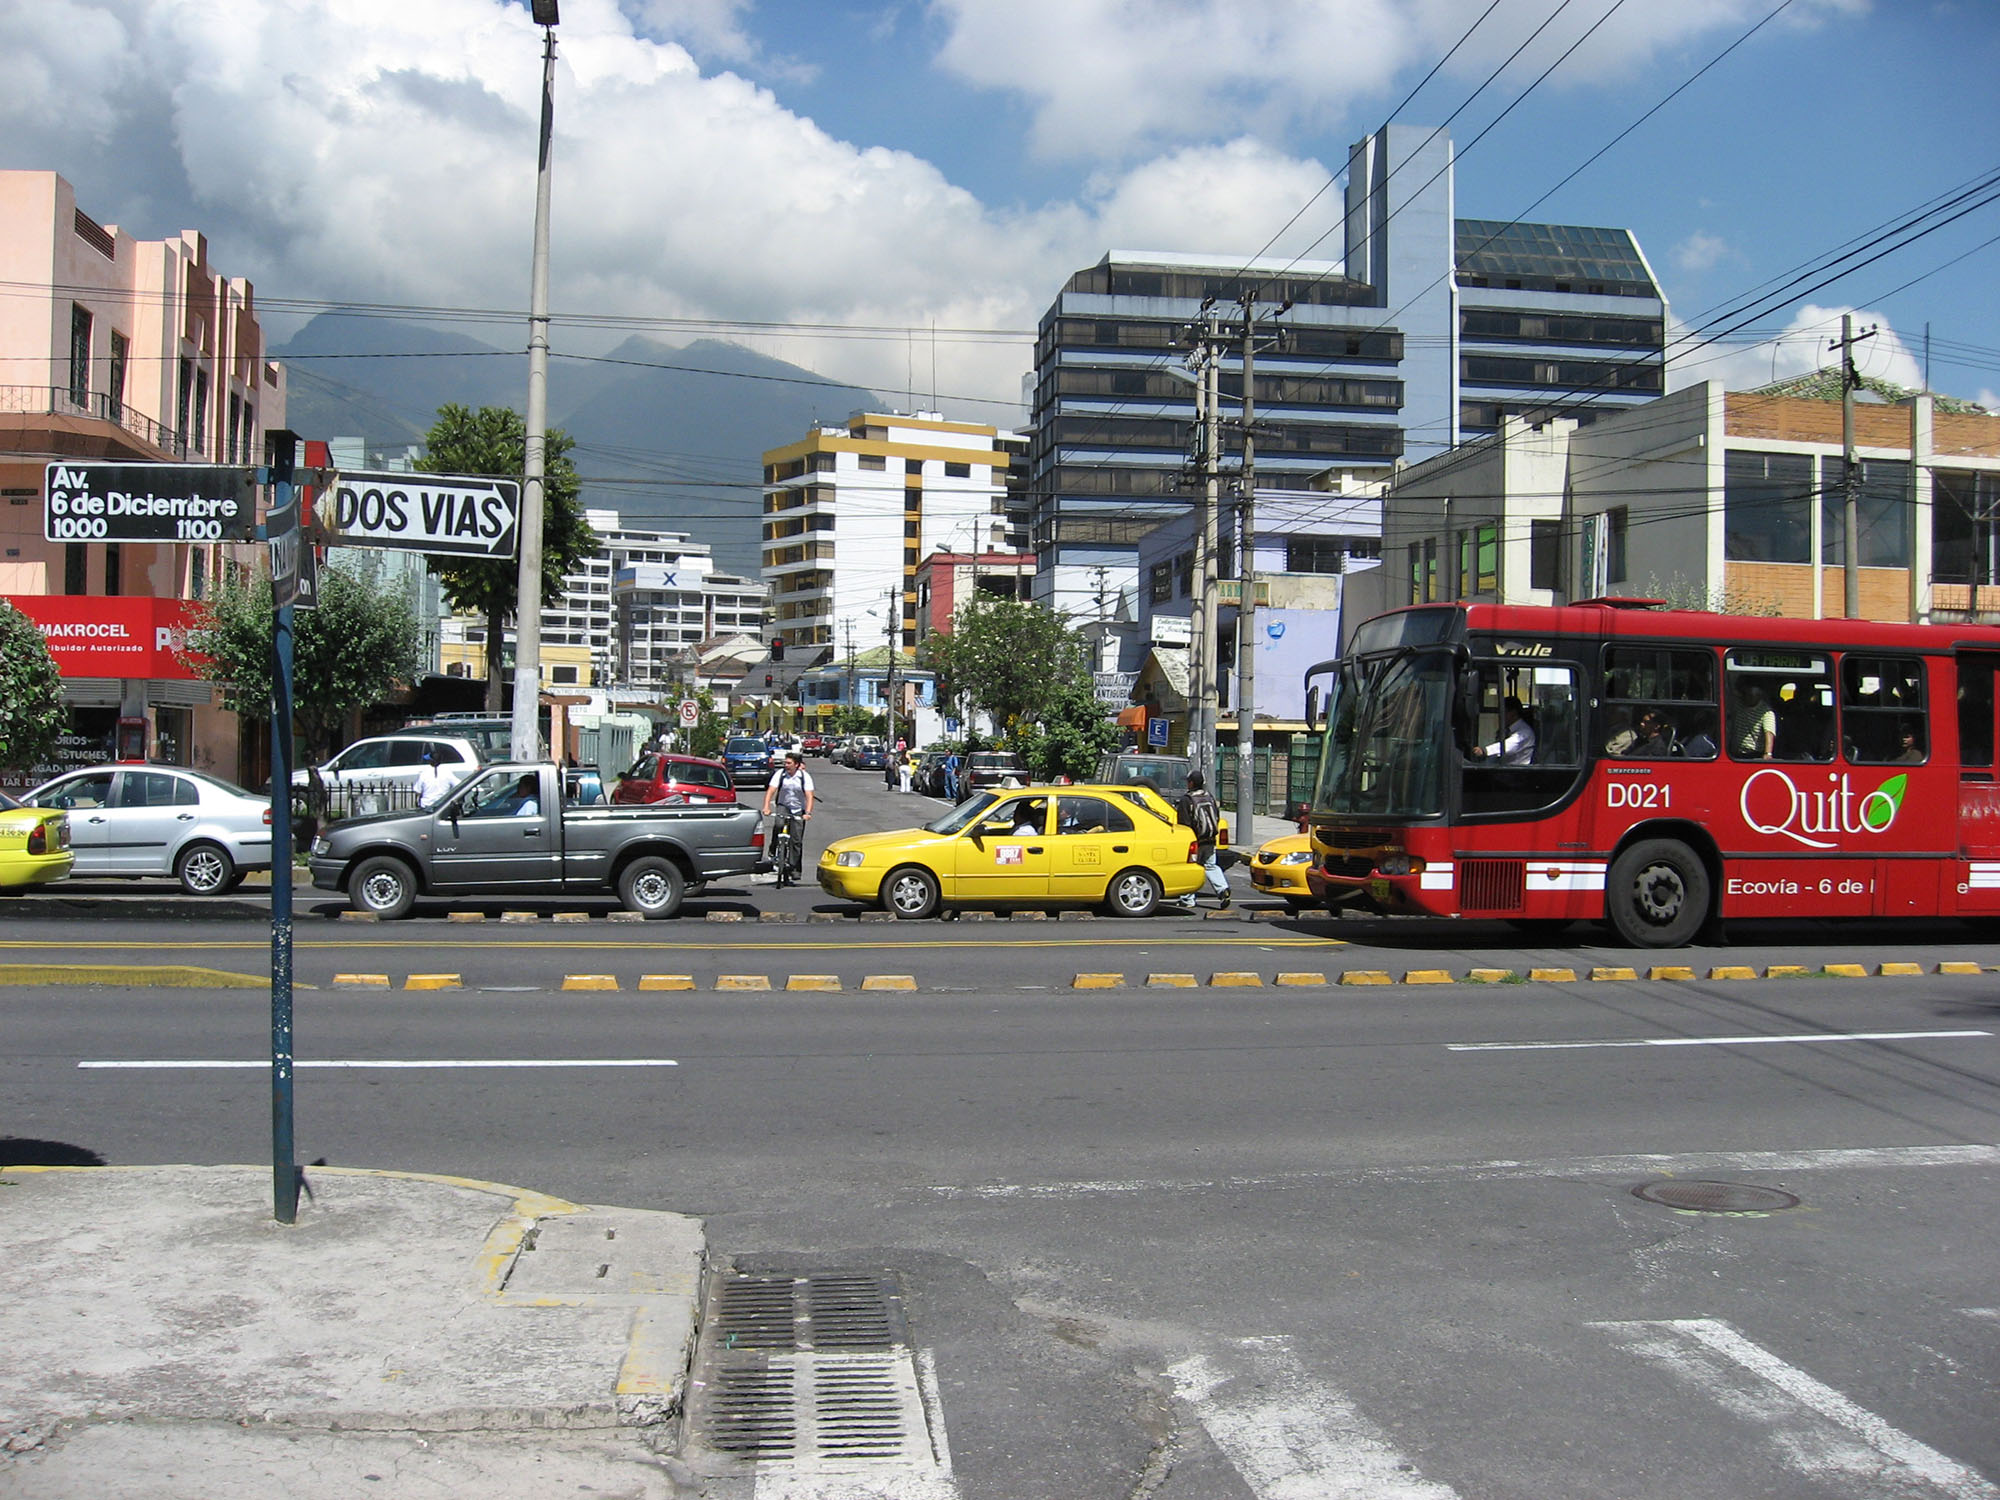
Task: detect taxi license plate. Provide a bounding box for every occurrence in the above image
[1367,877,1391,902]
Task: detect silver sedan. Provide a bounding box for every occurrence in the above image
[25,764,273,894]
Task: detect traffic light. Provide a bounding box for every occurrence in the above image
[765,673,773,687]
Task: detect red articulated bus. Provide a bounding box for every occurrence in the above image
[1303,599,2000,947]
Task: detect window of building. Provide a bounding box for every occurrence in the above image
[176,356,194,454]
[1530,520,1561,592]
[944,462,971,478]
[107,330,127,421]
[104,544,121,597]
[1724,450,1812,563]
[1174,549,1194,596]
[190,549,206,602]
[858,454,886,471]
[69,305,91,408]
[1933,469,2000,585]
[64,544,87,595]
[1148,562,1173,604]
[1605,507,1627,584]
[1820,457,1911,568]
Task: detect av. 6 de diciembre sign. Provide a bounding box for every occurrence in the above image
[329,471,520,559]
[43,462,256,543]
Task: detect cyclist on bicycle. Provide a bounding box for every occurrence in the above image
[761,752,815,882]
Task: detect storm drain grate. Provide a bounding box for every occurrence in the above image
[706,1270,907,1351]
[684,1269,944,1475]
[1633,1180,1801,1214]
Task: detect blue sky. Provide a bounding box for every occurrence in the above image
[2,0,1995,413]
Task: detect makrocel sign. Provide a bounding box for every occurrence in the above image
[43,463,256,543]
[4,594,205,680]
[329,470,520,558]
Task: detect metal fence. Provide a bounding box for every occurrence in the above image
[1,384,186,454]
[1213,736,1322,819]
[298,782,429,824]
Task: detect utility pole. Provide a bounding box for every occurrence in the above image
[1183,303,1224,781]
[1833,313,1877,619]
[512,4,559,760]
[843,617,857,714]
[1232,290,1289,840]
[884,586,900,744]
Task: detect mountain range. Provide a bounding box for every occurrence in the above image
[271,313,882,576]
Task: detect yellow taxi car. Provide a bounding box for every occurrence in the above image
[1246,831,1315,911]
[818,784,1206,918]
[0,792,73,890]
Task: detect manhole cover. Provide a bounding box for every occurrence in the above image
[1632,1180,1801,1214]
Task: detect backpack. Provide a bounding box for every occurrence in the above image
[1183,791,1220,843]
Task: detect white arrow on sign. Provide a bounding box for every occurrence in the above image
[328,470,520,558]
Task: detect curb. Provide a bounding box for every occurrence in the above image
[0,963,269,989]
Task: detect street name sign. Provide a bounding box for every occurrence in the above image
[328,470,520,559]
[44,462,256,543]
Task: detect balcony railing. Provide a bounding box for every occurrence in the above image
[0,385,186,456]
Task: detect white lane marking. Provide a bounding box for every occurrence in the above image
[78,1058,680,1069]
[1962,1308,2000,1323]
[928,1144,2000,1200]
[1595,1318,2000,1499]
[1168,1335,1458,1499]
[1450,1030,1989,1052]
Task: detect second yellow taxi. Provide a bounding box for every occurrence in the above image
[0,792,73,890]
[818,785,1206,918]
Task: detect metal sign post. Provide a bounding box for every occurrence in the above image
[264,432,300,1225]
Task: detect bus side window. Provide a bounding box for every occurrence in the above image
[1958,658,1996,769]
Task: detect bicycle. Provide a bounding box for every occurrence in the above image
[771,818,802,888]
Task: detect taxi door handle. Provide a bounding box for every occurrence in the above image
[1026,846,1043,854]
[1112,845,1129,853]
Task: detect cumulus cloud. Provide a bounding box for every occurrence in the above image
[0,0,1349,415]
[1671,231,1733,274]
[927,0,1868,160]
[1668,302,1926,394]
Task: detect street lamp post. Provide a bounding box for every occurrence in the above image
[512,0,559,763]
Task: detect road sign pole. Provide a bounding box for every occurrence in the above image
[265,432,299,1225]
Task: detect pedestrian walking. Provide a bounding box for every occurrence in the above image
[1174,769,1230,909]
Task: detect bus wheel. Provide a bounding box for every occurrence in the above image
[1606,839,1710,948]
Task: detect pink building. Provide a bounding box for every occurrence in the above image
[912,550,1037,643]
[0,171,285,787]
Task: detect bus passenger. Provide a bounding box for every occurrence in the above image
[1679,711,1718,759]
[1631,709,1675,758]
[1895,720,1925,763]
[1729,682,1776,759]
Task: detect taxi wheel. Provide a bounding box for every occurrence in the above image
[1105,868,1162,918]
[882,865,940,920]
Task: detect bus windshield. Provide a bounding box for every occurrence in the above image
[1315,648,1458,818]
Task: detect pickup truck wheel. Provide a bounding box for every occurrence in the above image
[620,856,685,919]
[350,855,417,919]
[882,865,940,920]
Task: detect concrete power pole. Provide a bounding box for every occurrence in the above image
[1833,312,1877,619]
[1185,305,1224,782]
[1232,291,1289,839]
[512,13,558,758]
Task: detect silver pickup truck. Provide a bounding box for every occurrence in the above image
[307,762,764,919]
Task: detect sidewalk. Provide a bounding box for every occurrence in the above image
[0,1164,706,1499]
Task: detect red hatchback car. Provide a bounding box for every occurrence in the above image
[610,752,739,806]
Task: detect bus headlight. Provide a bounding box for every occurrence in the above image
[1377,853,1426,876]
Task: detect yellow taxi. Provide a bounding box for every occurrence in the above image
[0,792,73,890]
[818,785,1206,918]
[1246,831,1315,911]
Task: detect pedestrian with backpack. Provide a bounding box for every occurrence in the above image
[1175,769,1230,909]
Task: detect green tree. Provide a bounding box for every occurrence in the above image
[0,600,66,773]
[184,564,428,761]
[682,688,729,758]
[925,596,1088,735]
[417,405,596,710]
[1015,672,1120,781]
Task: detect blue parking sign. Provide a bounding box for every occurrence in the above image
[1147,717,1169,747]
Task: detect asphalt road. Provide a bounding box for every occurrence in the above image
[4,760,1998,1498]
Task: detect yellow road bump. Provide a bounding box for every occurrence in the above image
[1147,973,1199,987]
[1591,967,1639,982]
[447,912,485,923]
[1528,967,1577,983]
[786,974,842,991]
[860,975,917,991]
[606,911,645,923]
[1072,973,1125,989]
[1937,961,1983,975]
[1767,964,1811,979]
[1404,970,1454,985]
[1709,966,1759,981]
[1823,963,1867,978]
[707,911,746,923]
[1012,911,1049,921]
[1468,968,1514,984]
[553,913,590,924]
[405,974,463,991]
[501,911,538,923]
[1209,971,1265,987]
[1276,972,1328,986]
[339,911,378,922]
[1648,966,1697,981]
[332,974,390,989]
[638,974,696,991]
[1338,970,1392,986]
[562,975,620,991]
[1877,962,1923,977]
[716,974,771,991]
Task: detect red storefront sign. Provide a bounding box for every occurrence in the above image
[3,595,206,680]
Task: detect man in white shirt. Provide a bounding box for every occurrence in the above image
[414,751,455,806]
[762,753,815,879]
[1471,696,1537,765]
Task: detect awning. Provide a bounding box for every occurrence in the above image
[1115,705,1148,728]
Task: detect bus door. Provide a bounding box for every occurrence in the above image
[1954,651,2000,911]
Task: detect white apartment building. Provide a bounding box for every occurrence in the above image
[614,560,767,689]
[761,411,1016,656]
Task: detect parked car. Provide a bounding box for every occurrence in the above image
[294,733,482,811]
[25,764,272,893]
[611,752,738,806]
[722,736,774,787]
[963,750,1028,790]
[800,733,827,757]
[0,792,72,890]
[1096,751,1196,799]
[1246,831,1315,911]
[840,735,882,768]
[851,742,889,772]
[308,762,765,919]
[816,785,1204,919]
[401,713,545,763]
